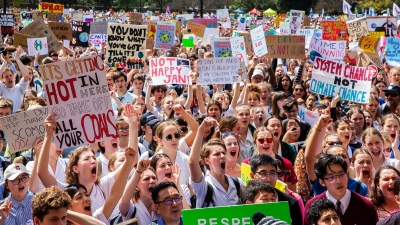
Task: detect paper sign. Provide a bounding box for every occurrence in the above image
[385,37,400,67]
[298,105,319,126]
[321,21,348,40]
[346,18,369,41]
[47,13,61,21]
[369,31,385,38]
[90,22,108,34]
[40,55,117,149]
[48,22,72,41]
[358,36,379,53]
[186,21,206,37]
[106,24,147,69]
[214,37,232,57]
[155,22,176,50]
[297,29,319,48]
[309,38,346,62]
[289,10,304,34]
[0,107,48,153]
[250,26,268,56]
[149,57,191,85]
[40,2,64,13]
[310,57,373,103]
[216,9,229,20]
[230,36,248,66]
[265,35,305,59]
[83,15,94,23]
[197,57,240,85]
[71,21,90,47]
[27,37,48,56]
[237,16,246,31]
[233,31,253,56]
[241,163,252,186]
[72,12,83,21]
[89,34,107,50]
[0,14,14,35]
[193,18,218,28]
[366,17,397,37]
[14,32,34,52]
[279,21,290,34]
[130,13,143,25]
[182,202,292,225]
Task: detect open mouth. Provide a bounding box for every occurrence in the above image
[91,167,97,175]
[371,149,381,157]
[221,162,226,169]
[165,172,172,178]
[389,187,394,192]
[362,170,369,176]
[344,135,350,140]
[18,186,24,191]
[259,117,263,122]
[84,204,91,211]
[391,133,396,139]
[149,185,155,192]
[273,131,279,137]
[230,150,236,157]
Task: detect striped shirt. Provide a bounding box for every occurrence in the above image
[3,193,33,225]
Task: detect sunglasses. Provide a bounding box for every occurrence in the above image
[294,88,304,92]
[221,131,238,138]
[257,137,273,144]
[165,133,181,141]
[385,92,399,97]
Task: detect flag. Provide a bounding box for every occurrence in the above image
[369,7,372,16]
[343,0,352,14]
[355,8,358,17]
[322,8,325,18]
[394,3,400,16]
[362,8,365,17]
[387,8,390,16]
[371,7,375,16]
[310,8,313,18]
[166,6,171,14]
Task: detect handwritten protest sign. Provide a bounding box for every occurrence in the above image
[0,107,48,153]
[214,37,232,57]
[20,11,33,22]
[385,37,400,67]
[197,57,240,85]
[130,13,143,25]
[48,22,72,41]
[155,22,176,50]
[47,13,61,22]
[40,2,64,13]
[297,29,319,48]
[321,21,348,40]
[298,105,319,126]
[182,202,292,225]
[230,36,247,66]
[193,18,218,28]
[90,22,108,34]
[186,21,206,37]
[71,12,83,21]
[0,14,14,35]
[14,32,34,52]
[89,34,107,50]
[27,37,48,56]
[71,21,90,47]
[149,57,191,85]
[216,9,229,20]
[346,17,369,41]
[232,30,253,56]
[106,24,147,69]
[237,16,246,31]
[40,55,117,149]
[358,36,379,53]
[265,35,305,59]
[289,10,303,34]
[19,18,62,54]
[310,57,373,103]
[309,38,346,62]
[250,26,268,56]
[279,21,290,34]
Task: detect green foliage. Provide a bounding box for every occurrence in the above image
[146,0,172,11]
[229,0,277,12]
[276,0,318,13]
[13,0,23,7]
[357,0,392,12]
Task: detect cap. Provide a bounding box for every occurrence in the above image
[253,69,264,78]
[314,100,328,108]
[4,163,29,181]
[383,85,400,93]
[140,112,159,126]
[257,217,289,225]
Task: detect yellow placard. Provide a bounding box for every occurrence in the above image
[369,31,385,38]
[186,21,206,37]
[241,163,252,186]
[359,36,379,53]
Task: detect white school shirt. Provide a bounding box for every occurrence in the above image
[26,158,67,193]
[98,153,109,178]
[122,199,159,225]
[1,80,28,113]
[326,189,351,214]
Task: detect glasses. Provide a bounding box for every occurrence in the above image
[118,127,129,132]
[221,132,238,138]
[326,141,343,146]
[323,173,347,183]
[9,175,29,185]
[385,93,399,97]
[156,196,183,205]
[294,88,304,92]
[257,137,273,144]
[385,147,393,153]
[277,171,290,177]
[180,127,188,133]
[254,171,278,179]
[165,133,181,141]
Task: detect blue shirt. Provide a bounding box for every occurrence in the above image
[3,194,33,225]
[311,177,368,197]
[150,217,183,225]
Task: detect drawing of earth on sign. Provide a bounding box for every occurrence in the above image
[159,31,172,43]
[79,32,89,42]
[309,50,322,62]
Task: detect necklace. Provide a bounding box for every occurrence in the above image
[227,163,237,170]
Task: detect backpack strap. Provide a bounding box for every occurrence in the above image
[96,157,102,177]
[148,150,155,158]
[202,182,215,208]
[231,177,241,198]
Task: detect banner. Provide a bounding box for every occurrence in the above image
[27,37,48,56]
[182,203,292,225]
[298,105,319,126]
[369,31,385,38]
[197,57,240,85]
[385,37,400,67]
[186,21,206,37]
[309,38,346,62]
[321,21,348,40]
[90,22,108,34]
[232,30,253,56]
[216,9,229,20]
[130,13,143,25]
[346,17,369,41]
[149,57,191,85]
[155,22,176,50]
[289,10,304,34]
[214,37,232,57]
[89,34,107,50]
[266,35,305,59]
[40,55,117,149]
[48,22,72,41]
[106,24,147,69]
[358,36,379,53]
[0,107,48,153]
[310,57,374,103]
[230,36,248,66]
[0,14,14,35]
[40,2,64,13]
[250,26,268,56]
[71,21,90,47]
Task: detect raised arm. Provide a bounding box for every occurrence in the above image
[28,137,44,193]
[37,114,59,187]
[14,46,29,82]
[145,77,155,113]
[124,103,139,164]
[67,210,106,225]
[196,85,206,114]
[230,83,241,110]
[174,104,199,147]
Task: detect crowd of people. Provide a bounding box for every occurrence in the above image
[0,5,399,225]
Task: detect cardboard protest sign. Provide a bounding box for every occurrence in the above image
[289,10,304,34]
[265,35,305,59]
[346,17,369,41]
[89,34,107,50]
[106,24,147,69]
[71,21,90,47]
[216,9,229,20]
[149,57,191,85]
[197,57,240,85]
[12,10,20,25]
[48,22,72,41]
[40,2,64,13]
[303,16,311,26]
[14,32,34,52]
[20,11,33,21]
[250,26,268,56]
[27,37,48,56]
[298,105,319,126]
[309,38,346,62]
[310,57,374,103]
[193,18,218,29]
[358,36,379,53]
[90,22,108,34]
[72,12,83,21]
[186,21,206,37]
[321,21,348,40]
[366,17,397,37]
[19,18,62,54]
[130,13,143,25]
[47,13,61,22]
[182,202,292,225]
[385,37,400,67]
[232,31,253,56]
[230,36,248,66]
[0,14,14,35]
[155,22,176,50]
[237,16,246,31]
[40,55,117,149]
[214,37,232,57]
[0,107,48,153]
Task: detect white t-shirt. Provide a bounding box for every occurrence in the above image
[122,199,159,225]
[1,79,29,113]
[26,158,67,193]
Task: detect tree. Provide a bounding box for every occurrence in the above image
[229,0,277,12]
[357,0,392,12]
[276,0,318,13]
[147,0,172,12]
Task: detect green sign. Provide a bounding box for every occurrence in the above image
[182,38,194,47]
[182,202,292,225]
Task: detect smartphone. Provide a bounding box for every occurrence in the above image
[200,49,205,54]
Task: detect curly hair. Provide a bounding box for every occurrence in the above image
[369,165,400,206]
[307,199,336,225]
[32,186,71,222]
[66,147,99,185]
